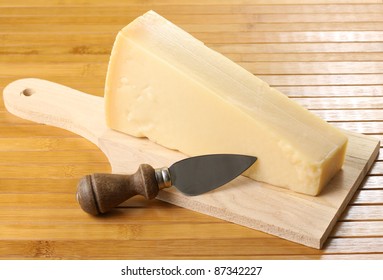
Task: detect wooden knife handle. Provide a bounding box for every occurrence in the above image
[76,164,159,215]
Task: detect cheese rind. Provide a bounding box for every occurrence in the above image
[105,11,348,196]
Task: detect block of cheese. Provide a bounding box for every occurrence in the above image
[105,11,348,196]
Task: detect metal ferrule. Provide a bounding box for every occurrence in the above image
[155,167,172,190]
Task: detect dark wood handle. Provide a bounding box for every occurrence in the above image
[76,164,159,215]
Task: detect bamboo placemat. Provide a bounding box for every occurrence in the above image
[1,0,382,259]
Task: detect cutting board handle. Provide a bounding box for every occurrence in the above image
[3,78,106,146]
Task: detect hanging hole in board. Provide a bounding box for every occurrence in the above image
[21,88,35,96]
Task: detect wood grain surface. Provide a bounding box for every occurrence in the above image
[1,0,383,259]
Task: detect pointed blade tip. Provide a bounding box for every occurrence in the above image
[170,153,258,196]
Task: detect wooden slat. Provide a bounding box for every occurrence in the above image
[211,43,383,53]
[367,161,383,175]
[331,122,383,134]
[4,22,383,33]
[0,205,215,223]
[0,45,111,56]
[258,74,383,86]
[295,97,383,110]
[2,13,383,25]
[0,239,320,260]
[332,221,383,237]
[183,22,383,32]
[0,164,109,179]
[351,190,383,205]
[314,110,383,122]
[0,54,109,64]
[361,176,383,190]
[341,205,383,221]
[1,0,381,6]
[324,237,383,254]
[0,125,84,137]
[2,4,383,16]
[320,254,383,259]
[241,61,383,74]
[195,31,383,43]
[0,137,99,152]
[0,150,109,164]
[0,223,273,241]
[0,178,81,193]
[0,202,195,218]
[233,53,383,62]
[0,63,106,77]
[280,86,383,98]
[0,193,77,209]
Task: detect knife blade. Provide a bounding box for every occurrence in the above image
[76,154,256,215]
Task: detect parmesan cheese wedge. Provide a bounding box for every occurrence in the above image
[105,11,348,196]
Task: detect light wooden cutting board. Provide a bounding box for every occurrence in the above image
[3,78,379,249]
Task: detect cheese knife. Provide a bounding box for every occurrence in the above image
[76,154,256,215]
